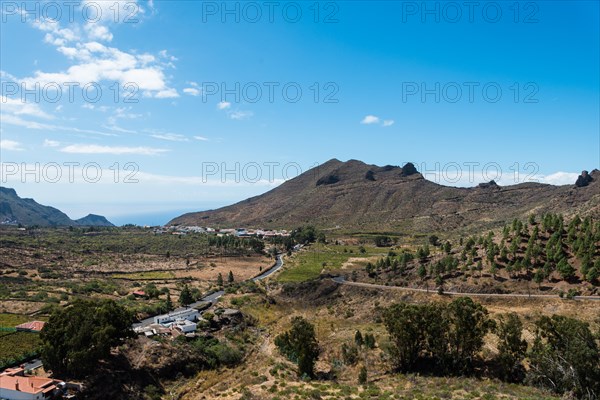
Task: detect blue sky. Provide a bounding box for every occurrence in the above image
[1,0,599,225]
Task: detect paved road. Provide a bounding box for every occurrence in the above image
[134,255,284,328]
[332,276,600,301]
[252,254,284,281]
[22,359,43,371]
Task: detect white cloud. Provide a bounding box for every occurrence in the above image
[361,115,380,125]
[183,87,201,96]
[17,16,178,99]
[217,101,231,110]
[537,172,579,186]
[151,133,188,142]
[60,144,168,155]
[194,136,209,141]
[1,96,53,119]
[229,110,253,120]
[361,115,395,127]
[43,139,61,147]
[84,24,113,42]
[153,88,179,98]
[0,140,24,151]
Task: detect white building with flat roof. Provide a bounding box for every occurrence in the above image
[153,308,199,325]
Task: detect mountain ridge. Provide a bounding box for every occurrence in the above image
[0,187,115,227]
[169,159,600,233]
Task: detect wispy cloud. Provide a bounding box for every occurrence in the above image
[229,110,254,120]
[1,113,116,136]
[151,133,189,142]
[217,101,231,110]
[60,144,169,155]
[0,140,24,151]
[43,139,61,147]
[194,136,209,141]
[183,87,201,96]
[1,96,53,119]
[361,115,380,125]
[361,115,394,127]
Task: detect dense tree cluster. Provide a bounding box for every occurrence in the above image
[291,226,326,245]
[40,299,134,378]
[383,299,600,398]
[383,297,493,374]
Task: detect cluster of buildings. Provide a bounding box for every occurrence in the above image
[133,308,202,338]
[152,226,290,238]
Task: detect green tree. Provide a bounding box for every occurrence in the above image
[557,258,575,281]
[40,299,134,378]
[443,241,452,254]
[354,330,364,348]
[358,365,368,385]
[383,303,428,371]
[495,313,527,382]
[217,272,224,287]
[227,270,234,284]
[165,293,173,311]
[179,284,193,306]
[444,297,494,373]
[275,317,320,378]
[364,333,376,349]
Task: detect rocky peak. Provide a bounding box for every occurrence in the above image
[575,170,594,187]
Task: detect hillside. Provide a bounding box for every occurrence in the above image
[0,187,114,227]
[169,159,600,233]
[75,214,115,227]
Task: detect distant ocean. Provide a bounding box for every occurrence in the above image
[108,208,207,227]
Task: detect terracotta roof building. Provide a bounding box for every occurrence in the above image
[0,368,64,400]
[14,321,46,332]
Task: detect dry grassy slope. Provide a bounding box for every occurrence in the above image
[170,159,600,233]
[174,280,584,400]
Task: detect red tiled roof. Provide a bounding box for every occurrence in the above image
[14,321,46,331]
[0,368,61,394]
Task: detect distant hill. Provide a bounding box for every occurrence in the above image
[0,187,114,227]
[169,159,600,234]
[75,214,115,227]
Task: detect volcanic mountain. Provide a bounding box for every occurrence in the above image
[169,159,600,233]
[0,187,114,227]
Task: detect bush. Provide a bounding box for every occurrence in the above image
[527,315,600,398]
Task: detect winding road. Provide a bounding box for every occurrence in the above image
[331,276,600,301]
[133,254,284,328]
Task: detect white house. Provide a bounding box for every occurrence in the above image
[153,308,199,325]
[171,319,197,333]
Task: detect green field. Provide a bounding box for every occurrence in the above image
[277,244,387,282]
[0,313,30,328]
[0,332,41,368]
